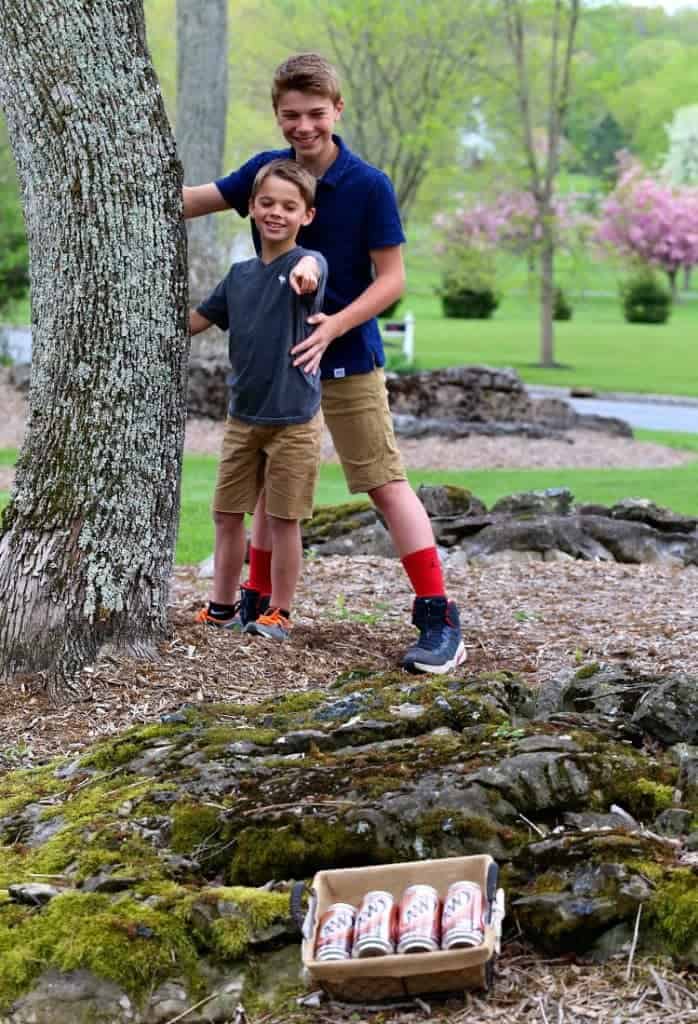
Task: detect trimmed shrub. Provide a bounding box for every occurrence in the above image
[620,270,672,324]
[437,248,499,320]
[553,287,573,321]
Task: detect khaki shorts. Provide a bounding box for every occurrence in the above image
[321,367,406,493]
[213,411,323,520]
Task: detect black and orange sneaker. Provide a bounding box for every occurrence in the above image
[195,586,270,631]
[244,607,291,642]
[401,597,467,675]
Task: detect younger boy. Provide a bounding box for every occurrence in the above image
[191,159,327,640]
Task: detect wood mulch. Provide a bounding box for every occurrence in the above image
[258,953,698,1023]
[1,555,696,771]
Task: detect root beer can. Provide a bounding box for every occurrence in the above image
[441,881,485,949]
[397,883,441,953]
[352,890,397,957]
[314,902,356,961]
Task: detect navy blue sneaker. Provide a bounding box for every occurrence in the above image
[401,596,467,675]
[195,586,269,631]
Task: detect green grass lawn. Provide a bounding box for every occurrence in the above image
[393,289,698,398]
[2,431,696,566]
[392,239,698,396]
[172,442,698,563]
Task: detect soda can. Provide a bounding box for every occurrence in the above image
[397,883,441,954]
[352,890,397,957]
[314,903,356,961]
[441,881,485,949]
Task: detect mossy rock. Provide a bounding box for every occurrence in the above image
[0,891,201,1010]
[0,662,695,1014]
[302,501,375,545]
[229,818,392,886]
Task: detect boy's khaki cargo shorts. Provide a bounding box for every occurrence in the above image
[213,411,323,520]
[321,367,407,493]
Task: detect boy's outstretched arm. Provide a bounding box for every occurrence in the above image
[291,245,405,375]
[189,310,213,335]
[183,183,230,219]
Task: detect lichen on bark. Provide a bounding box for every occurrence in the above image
[0,0,189,698]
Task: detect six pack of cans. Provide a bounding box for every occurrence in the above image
[314,880,486,960]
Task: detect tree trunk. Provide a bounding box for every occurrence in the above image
[683,265,692,293]
[0,0,188,699]
[538,206,556,368]
[667,268,678,304]
[177,0,228,308]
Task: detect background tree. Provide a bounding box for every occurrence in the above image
[0,0,188,698]
[495,0,582,367]
[597,156,698,302]
[320,0,481,220]
[177,0,229,307]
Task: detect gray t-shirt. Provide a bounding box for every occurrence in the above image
[197,246,327,425]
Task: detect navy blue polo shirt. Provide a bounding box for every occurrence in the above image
[215,135,406,381]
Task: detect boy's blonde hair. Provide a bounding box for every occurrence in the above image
[250,159,316,210]
[271,53,342,110]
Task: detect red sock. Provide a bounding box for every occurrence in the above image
[401,546,446,598]
[246,546,272,597]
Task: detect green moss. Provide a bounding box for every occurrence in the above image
[574,662,601,680]
[531,871,567,894]
[0,892,201,1010]
[81,723,186,771]
[647,870,698,957]
[198,726,277,752]
[51,776,156,825]
[0,767,63,820]
[417,808,500,848]
[304,501,373,539]
[186,886,290,960]
[170,802,223,857]
[229,818,390,886]
[616,778,675,820]
[442,484,480,510]
[257,691,326,716]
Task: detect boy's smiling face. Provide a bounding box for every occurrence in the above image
[249,173,314,246]
[275,90,344,165]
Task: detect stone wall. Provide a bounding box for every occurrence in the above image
[185,360,631,437]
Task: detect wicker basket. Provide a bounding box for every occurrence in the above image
[295,854,504,1003]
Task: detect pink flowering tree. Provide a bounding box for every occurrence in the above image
[597,156,698,300]
[434,190,594,272]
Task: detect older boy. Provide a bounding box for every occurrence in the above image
[191,160,326,641]
[184,53,466,674]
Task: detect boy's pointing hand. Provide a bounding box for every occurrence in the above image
[289,256,320,295]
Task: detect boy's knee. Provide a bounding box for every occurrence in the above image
[269,514,300,532]
[213,509,244,530]
[368,479,406,511]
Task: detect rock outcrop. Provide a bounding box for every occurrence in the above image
[302,487,698,567]
[0,665,697,1020]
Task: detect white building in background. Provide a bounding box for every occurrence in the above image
[460,98,496,168]
[663,104,698,185]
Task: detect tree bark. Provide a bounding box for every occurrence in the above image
[539,210,556,368]
[177,0,228,307]
[0,0,188,699]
